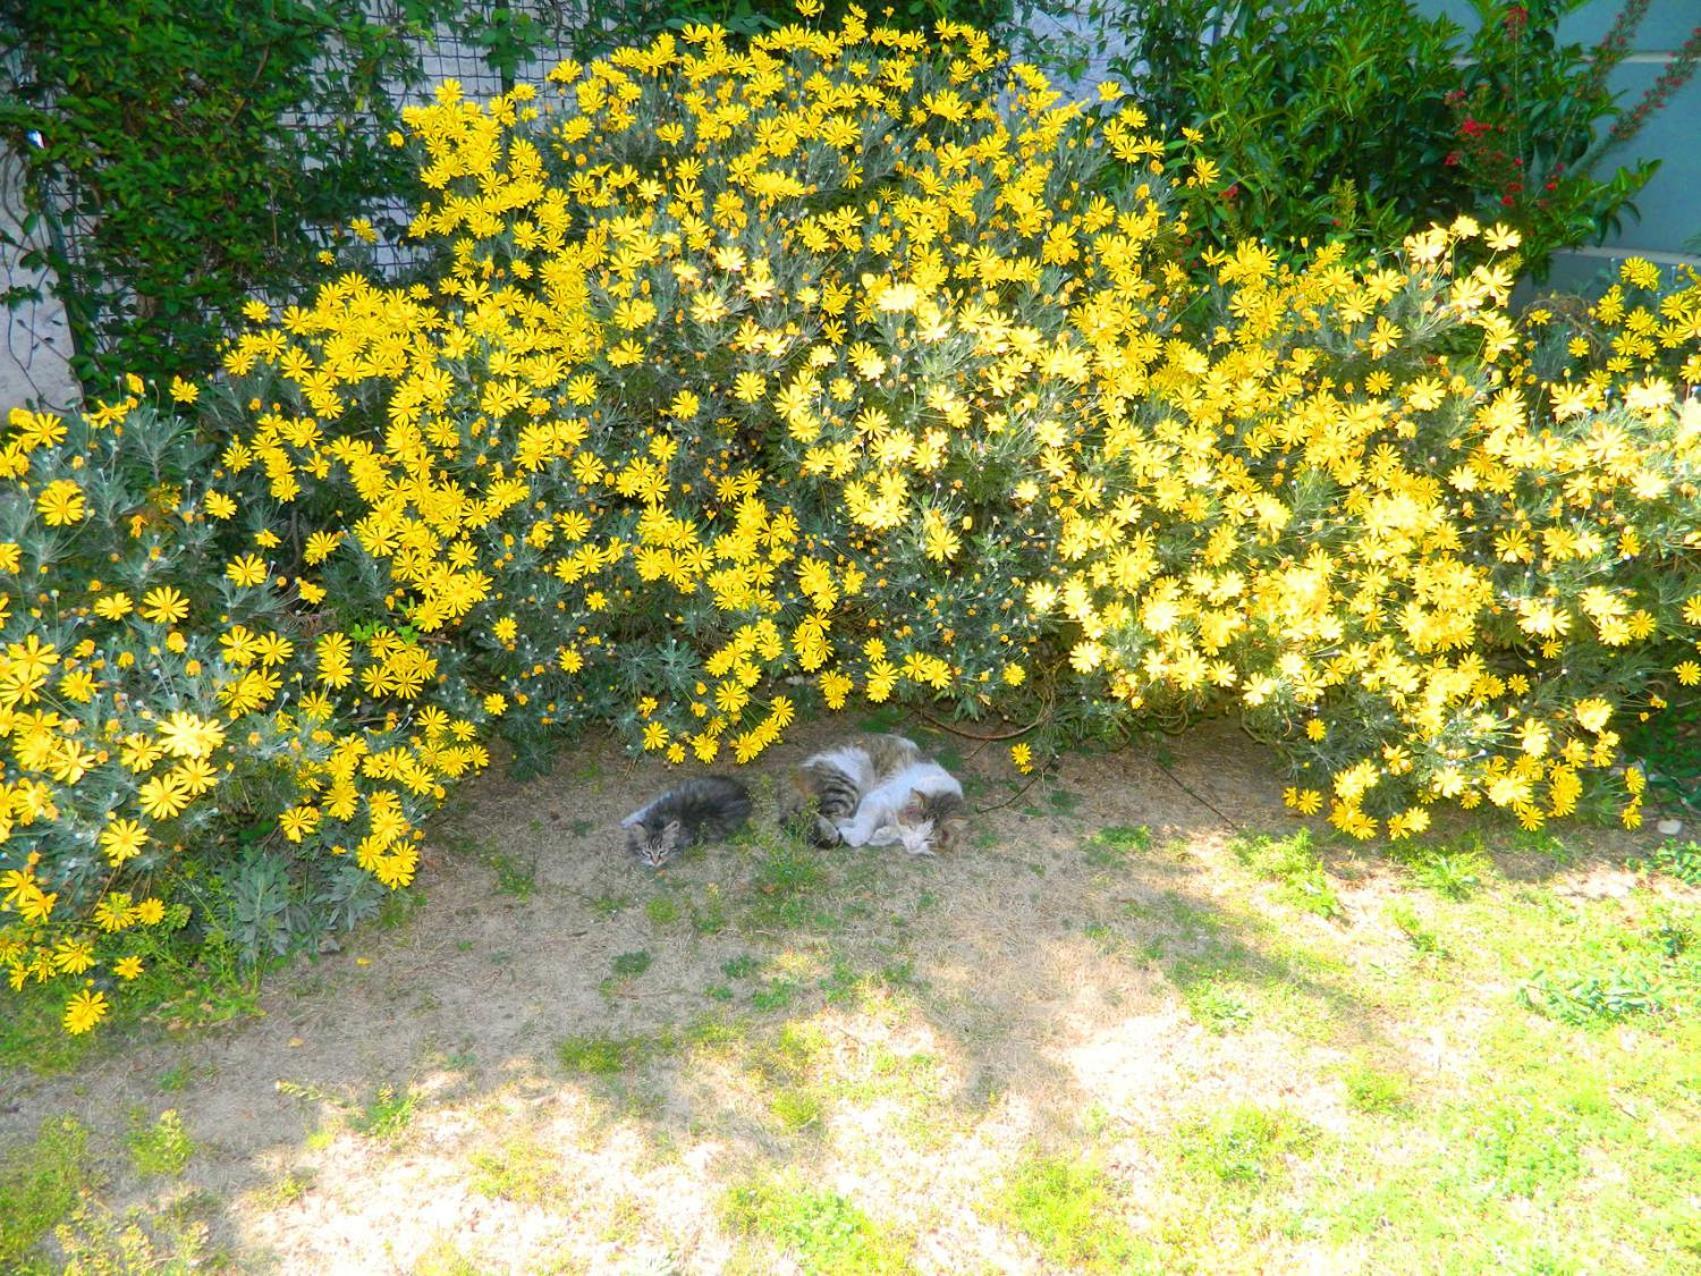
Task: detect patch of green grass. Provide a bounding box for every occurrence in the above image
[1342,1060,1410,1114]
[1386,899,1447,956]
[1084,824,1152,866]
[752,977,802,1012]
[0,1115,90,1273]
[1045,786,1084,816]
[610,949,653,979]
[126,1108,194,1178]
[996,1155,1151,1273]
[411,1239,488,1276]
[1180,976,1253,1032]
[685,1014,746,1051]
[53,1193,215,1275]
[747,842,832,930]
[692,883,729,934]
[351,1084,416,1140]
[769,1087,825,1132]
[723,1177,908,1275]
[589,892,631,918]
[488,852,536,899]
[1518,969,1666,1027]
[469,1137,565,1206]
[1231,829,1342,918]
[557,1031,673,1075]
[1172,1103,1316,1186]
[1641,839,1701,886]
[1401,834,1492,898]
[706,983,735,1002]
[157,1059,215,1092]
[254,1168,316,1208]
[645,896,681,925]
[378,887,428,929]
[721,953,764,980]
[0,981,101,1075]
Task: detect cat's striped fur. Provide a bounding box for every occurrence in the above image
[783,733,922,847]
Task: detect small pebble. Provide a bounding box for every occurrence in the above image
[1656,818,1682,837]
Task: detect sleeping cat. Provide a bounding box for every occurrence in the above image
[786,733,968,855]
[621,775,752,869]
[833,758,968,856]
[783,733,921,847]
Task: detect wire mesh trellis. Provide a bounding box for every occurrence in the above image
[0,1,692,403]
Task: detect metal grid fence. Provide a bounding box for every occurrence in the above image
[0,2,684,405]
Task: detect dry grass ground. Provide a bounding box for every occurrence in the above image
[3,718,1698,1274]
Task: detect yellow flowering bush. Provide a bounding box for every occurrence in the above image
[4,9,1700,1033]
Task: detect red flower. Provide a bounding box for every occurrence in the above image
[1444,151,1461,167]
[1460,117,1490,138]
[1504,4,1528,36]
[1222,183,1240,201]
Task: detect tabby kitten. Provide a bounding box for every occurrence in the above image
[833,758,968,856]
[621,775,752,869]
[783,733,921,847]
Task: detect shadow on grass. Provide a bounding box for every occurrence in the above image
[0,717,1670,1271]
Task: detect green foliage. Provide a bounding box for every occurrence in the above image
[468,1137,565,1205]
[1,0,431,385]
[1096,0,1664,278]
[721,953,764,980]
[1173,1102,1316,1186]
[556,1031,670,1074]
[1641,839,1701,886]
[489,852,537,899]
[351,1084,417,1139]
[722,1177,908,1275]
[1386,899,1447,957]
[1083,823,1151,866]
[1342,1059,1410,1114]
[1182,976,1254,1032]
[125,1108,194,1179]
[1400,835,1493,899]
[644,895,681,925]
[54,1193,215,1276]
[0,1115,90,1272]
[1230,829,1342,918]
[1519,968,1666,1026]
[611,949,653,978]
[996,1155,1149,1272]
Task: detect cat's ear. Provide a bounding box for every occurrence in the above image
[899,791,927,823]
[661,819,683,851]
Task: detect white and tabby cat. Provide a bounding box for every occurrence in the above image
[833,758,967,856]
[786,733,967,855]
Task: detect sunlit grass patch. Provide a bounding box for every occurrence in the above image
[468,1135,566,1206]
[1171,1102,1318,1187]
[994,1154,1152,1273]
[350,1084,417,1140]
[0,1115,91,1274]
[126,1108,194,1178]
[557,1032,670,1076]
[1230,828,1343,918]
[722,1176,909,1275]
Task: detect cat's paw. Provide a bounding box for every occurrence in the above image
[811,815,843,847]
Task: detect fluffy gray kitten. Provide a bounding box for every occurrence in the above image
[621,775,752,869]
